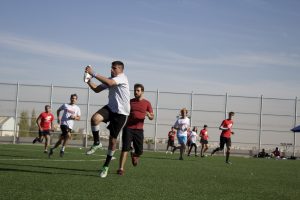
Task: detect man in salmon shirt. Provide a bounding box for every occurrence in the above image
[33,105,54,153]
[200,125,209,157]
[117,83,154,175]
[211,112,235,164]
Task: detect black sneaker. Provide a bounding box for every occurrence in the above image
[48,148,54,158]
[32,138,37,144]
[60,150,64,157]
[226,161,232,165]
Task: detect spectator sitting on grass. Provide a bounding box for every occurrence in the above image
[257,148,269,158]
[271,147,281,159]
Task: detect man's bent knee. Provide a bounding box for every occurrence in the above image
[91,113,104,125]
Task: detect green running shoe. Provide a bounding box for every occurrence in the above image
[99,166,109,178]
[86,143,102,155]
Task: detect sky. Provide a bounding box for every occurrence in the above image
[0,0,300,98]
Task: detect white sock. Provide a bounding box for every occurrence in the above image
[91,125,100,132]
[107,150,115,156]
[61,146,65,151]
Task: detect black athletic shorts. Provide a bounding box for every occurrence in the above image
[39,130,50,136]
[98,105,128,139]
[122,128,144,156]
[60,125,71,137]
[219,136,231,150]
[200,139,208,144]
[168,139,174,147]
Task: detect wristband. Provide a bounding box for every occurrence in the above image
[92,72,97,78]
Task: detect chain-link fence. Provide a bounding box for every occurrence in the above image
[0,82,299,156]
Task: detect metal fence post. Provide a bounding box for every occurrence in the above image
[225,93,228,118]
[85,87,90,148]
[50,84,53,108]
[223,93,228,155]
[13,82,20,144]
[258,95,263,154]
[154,89,159,151]
[293,96,297,156]
[190,91,193,127]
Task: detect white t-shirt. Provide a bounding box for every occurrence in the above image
[100,73,130,115]
[59,103,81,129]
[189,131,198,144]
[174,117,190,137]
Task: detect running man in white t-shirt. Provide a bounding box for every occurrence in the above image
[49,94,81,158]
[84,61,130,178]
[172,108,190,160]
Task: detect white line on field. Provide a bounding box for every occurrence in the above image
[0,157,116,162]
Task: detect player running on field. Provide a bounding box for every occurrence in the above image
[49,94,81,158]
[211,112,235,164]
[172,108,190,160]
[117,83,154,175]
[200,125,209,157]
[85,61,130,178]
[187,127,198,156]
[33,105,54,153]
[166,126,176,154]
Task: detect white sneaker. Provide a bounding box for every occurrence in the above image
[84,72,92,83]
[99,166,109,178]
[166,151,169,154]
[86,143,102,155]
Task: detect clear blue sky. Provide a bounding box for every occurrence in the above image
[1,0,300,98]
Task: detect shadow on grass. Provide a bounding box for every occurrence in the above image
[143,155,200,162]
[0,154,33,158]
[0,162,99,176]
[0,166,99,177]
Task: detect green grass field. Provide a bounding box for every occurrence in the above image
[0,144,299,200]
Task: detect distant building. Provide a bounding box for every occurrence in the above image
[0,117,17,137]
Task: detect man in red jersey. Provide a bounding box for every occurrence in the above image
[211,112,235,164]
[117,83,154,175]
[166,126,176,154]
[200,125,209,157]
[32,105,54,153]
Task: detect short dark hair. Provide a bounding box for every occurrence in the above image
[134,83,144,92]
[45,105,51,109]
[229,111,235,116]
[112,61,124,70]
[70,94,78,99]
[204,124,208,128]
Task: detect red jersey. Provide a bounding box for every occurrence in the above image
[273,150,280,157]
[220,119,233,138]
[126,98,153,130]
[168,131,176,141]
[38,112,54,130]
[200,129,208,140]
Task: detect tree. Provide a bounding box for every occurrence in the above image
[29,109,38,136]
[18,111,29,137]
